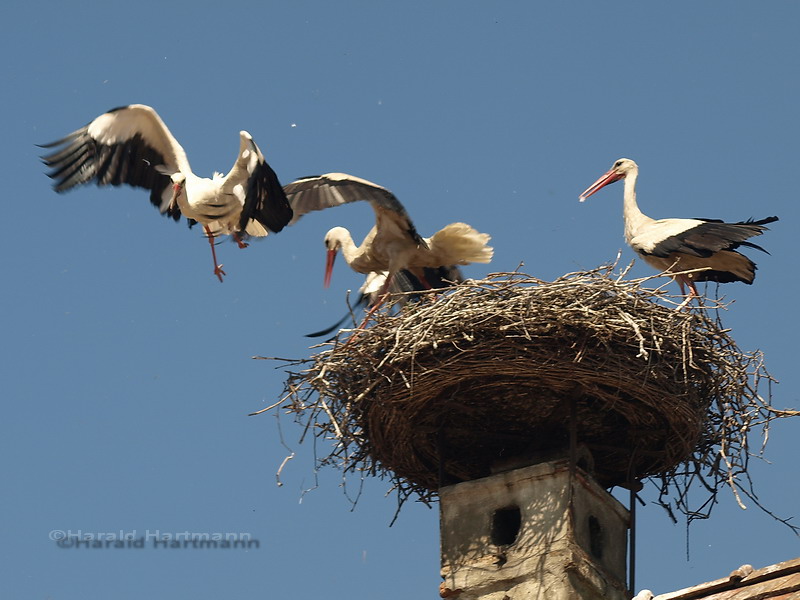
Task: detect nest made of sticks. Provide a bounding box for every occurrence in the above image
[261,264,795,525]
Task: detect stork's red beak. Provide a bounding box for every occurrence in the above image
[324,249,337,288]
[579,169,624,202]
[170,182,183,209]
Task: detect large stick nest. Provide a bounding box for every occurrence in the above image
[262,265,794,523]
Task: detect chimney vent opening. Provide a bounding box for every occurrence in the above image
[491,506,522,546]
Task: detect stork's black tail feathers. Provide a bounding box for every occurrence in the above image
[735,216,779,254]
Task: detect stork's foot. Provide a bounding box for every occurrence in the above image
[340,314,373,348]
[675,275,702,310]
[233,233,249,249]
[340,293,390,348]
[676,295,693,311]
[205,225,227,282]
[676,288,700,311]
[341,329,363,349]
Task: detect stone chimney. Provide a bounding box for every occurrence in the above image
[439,459,629,599]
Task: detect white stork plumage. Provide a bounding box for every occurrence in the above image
[284,173,493,295]
[579,158,778,299]
[306,265,465,338]
[40,104,293,282]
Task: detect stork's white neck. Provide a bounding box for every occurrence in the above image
[621,167,652,243]
[329,226,387,274]
[327,227,361,265]
[338,232,362,265]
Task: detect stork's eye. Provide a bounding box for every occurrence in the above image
[614,160,623,168]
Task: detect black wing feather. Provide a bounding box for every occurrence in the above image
[41,122,178,221]
[239,158,293,233]
[647,216,778,258]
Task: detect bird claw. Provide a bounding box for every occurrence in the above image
[214,264,226,282]
[233,233,249,249]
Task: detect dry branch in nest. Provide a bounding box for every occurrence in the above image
[258,264,795,527]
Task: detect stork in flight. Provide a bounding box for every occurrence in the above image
[40,104,293,282]
[284,173,493,298]
[579,158,777,301]
[306,265,465,338]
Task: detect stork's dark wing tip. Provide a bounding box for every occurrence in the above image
[240,158,294,233]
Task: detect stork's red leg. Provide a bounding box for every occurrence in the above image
[204,226,225,283]
[357,292,390,330]
[414,270,433,290]
[410,268,437,302]
[233,232,249,249]
[355,274,394,330]
[676,275,700,310]
[342,274,395,347]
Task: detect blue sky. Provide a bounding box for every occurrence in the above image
[2,2,798,598]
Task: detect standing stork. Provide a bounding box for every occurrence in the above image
[40,104,293,281]
[284,173,493,298]
[579,158,778,301]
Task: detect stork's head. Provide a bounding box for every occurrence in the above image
[579,158,638,202]
[323,227,348,288]
[170,172,186,189]
[170,172,187,203]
